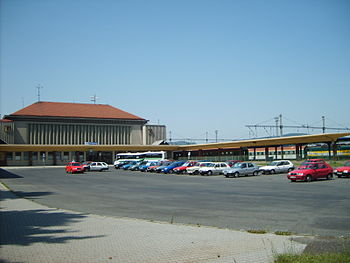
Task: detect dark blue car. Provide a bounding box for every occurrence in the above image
[161,161,186,174]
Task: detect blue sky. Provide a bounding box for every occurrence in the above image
[1,0,349,141]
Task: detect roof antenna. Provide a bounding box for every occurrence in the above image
[90,94,99,104]
[36,85,43,102]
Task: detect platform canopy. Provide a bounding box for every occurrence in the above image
[178,133,350,151]
[0,133,349,152]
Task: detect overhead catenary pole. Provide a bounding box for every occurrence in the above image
[90,95,99,104]
[279,114,283,136]
[36,85,43,102]
[322,116,325,133]
[274,117,279,137]
[246,115,350,138]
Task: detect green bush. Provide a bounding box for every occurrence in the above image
[275,252,350,263]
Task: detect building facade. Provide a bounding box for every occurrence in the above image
[1,101,166,146]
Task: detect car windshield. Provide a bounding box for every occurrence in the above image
[199,163,211,167]
[207,163,215,167]
[233,163,244,168]
[269,161,279,166]
[72,163,81,166]
[300,164,317,170]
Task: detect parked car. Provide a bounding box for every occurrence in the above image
[122,161,138,170]
[259,160,294,174]
[154,161,174,173]
[139,161,159,172]
[130,161,147,171]
[88,162,109,172]
[161,161,186,174]
[300,159,327,165]
[173,161,198,174]
[186,162,213,175]
[146,160,168,172]
[66,162,84,174]
[226,160,242,167]
[333,161,350,178]
[114,160,132,169]
[223,162,260,178]
[81,161,92,171]
[199,162,230,176]
[287,162,333,182]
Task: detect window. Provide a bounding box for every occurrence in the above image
[248,163,254,167]
[48,152,54,160]
[24,152,29,161]
[15,152,21,161]
[40,152,46,160]
[6,152,13,161]
[63,152,69,160]
[32,152,38,160]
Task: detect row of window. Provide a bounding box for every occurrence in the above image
[6,152,71,161]
[249,151,298,156]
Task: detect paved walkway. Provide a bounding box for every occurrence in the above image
[0,183,306,263]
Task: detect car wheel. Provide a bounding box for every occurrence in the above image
[253,171,258,176]
[288,168,293,172]
[194,170,199,175]
[306,175,312,182]
[207,170,213,176]
[326,173,332,180]
[234,172,239,178]
[270,169,275,174]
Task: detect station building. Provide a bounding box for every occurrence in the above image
[0,101,166,165]
[0,101,349,166]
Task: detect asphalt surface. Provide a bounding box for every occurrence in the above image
[1,167,350,237]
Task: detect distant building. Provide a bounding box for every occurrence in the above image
[0,101,166,145]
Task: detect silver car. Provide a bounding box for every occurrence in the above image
[223,162,260,178]
[88,162,109,172]
[199,162,230,176]
[259,160,294,174]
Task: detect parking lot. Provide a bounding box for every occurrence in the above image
[1,167,350,237]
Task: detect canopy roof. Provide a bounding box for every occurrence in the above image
[1,133,349,152]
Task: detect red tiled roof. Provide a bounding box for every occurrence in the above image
[10,102,145,120]
[0,119,13,122]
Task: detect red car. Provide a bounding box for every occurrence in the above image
[300,159,326,165]
[287,162,333,182]
[173,161,198,174]
[334,161,350,178]
[66,162,84,174]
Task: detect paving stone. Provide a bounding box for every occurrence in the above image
[0,183,306,263]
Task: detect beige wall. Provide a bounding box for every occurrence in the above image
[143,125,166,145]
[8,120,146,145]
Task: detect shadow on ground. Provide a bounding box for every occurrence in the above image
[0,169,23,179]
[0,187,104,246]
